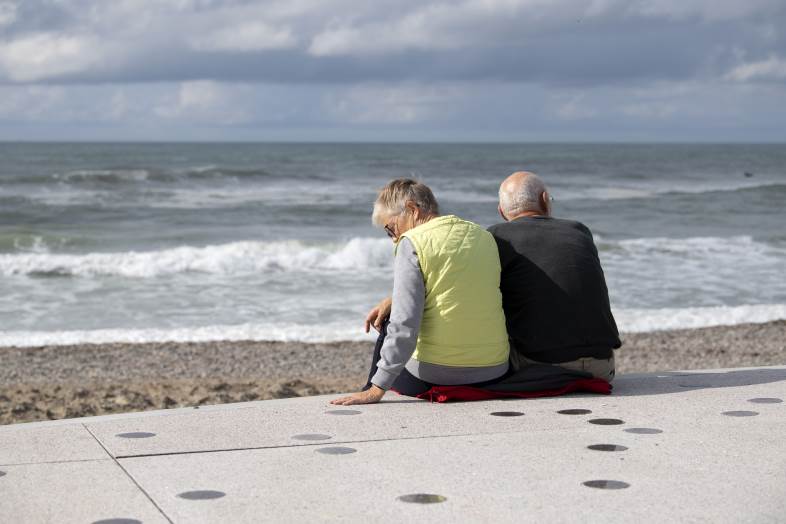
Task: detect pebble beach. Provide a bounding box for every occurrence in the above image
[2,320,784,425]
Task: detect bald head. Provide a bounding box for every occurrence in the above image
[498,171,550,220]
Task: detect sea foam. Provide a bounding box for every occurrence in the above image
[1,303,784,347]
[615,303,786,333]
[0,237,393,277]
[2,234,780,278]
[0,321,376,347]
[553,181,786,202]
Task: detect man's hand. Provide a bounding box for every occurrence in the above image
[364,297,392,333]
[330,386,386,405]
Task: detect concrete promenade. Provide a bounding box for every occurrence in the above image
[1,365,785,523]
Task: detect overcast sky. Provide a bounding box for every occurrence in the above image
[1,0,785,141]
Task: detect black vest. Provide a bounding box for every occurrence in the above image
[488,216,621,363]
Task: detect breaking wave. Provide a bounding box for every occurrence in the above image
[597,234,785,259]
[3,234,783,279]
[0,237,393,277]
[554,181,786,202]
[3,166,277,186]
[434,181,786,205]
[616,303,786,333]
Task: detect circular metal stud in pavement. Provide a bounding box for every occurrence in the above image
[177,490,226,500]
[398,494,447,503]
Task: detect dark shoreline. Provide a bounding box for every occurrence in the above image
[2,320,784,425]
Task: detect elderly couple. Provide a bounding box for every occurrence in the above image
[332,172,620,406]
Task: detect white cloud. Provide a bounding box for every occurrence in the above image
[553,93,597,120]
[621,102,676,118]
[0,33,104,82]
[0,79,784,141]
[0,84,149,123]
[108,90,130,120]
[628,0,784,22]
[308,0,560,56]
[0,81,314,130]
[0,1,16,27]
[154,80,254,124]
[309,15,440,57]
[726,55,786,82]
[189,21,297,51]
[0,85,64,118]
[325,84,465,123]
[307,0,784,57]
[180,81,221,107]
[0,0,782,87]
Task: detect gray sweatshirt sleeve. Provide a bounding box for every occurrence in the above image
[370,237,425,390]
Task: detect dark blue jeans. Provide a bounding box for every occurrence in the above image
[364,322,508,397]
[363,322,433,396]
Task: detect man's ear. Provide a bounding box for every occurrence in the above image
[498,205,508,221]
[540,191,551,216]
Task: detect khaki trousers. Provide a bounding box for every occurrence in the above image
[513,352,616,382]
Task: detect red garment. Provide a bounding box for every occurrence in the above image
[410,378,611,403]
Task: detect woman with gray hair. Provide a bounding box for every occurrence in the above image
[331,179,510,405]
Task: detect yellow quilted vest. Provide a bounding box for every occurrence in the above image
[399,215,509,367]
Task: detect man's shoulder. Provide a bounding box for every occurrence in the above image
[556,218,593,236]
[486,221,504,235]
[488,217,593,237]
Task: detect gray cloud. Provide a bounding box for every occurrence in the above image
[1,0,784,85]
[0,0,784,141]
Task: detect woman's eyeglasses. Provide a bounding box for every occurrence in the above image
[384,223,396,239]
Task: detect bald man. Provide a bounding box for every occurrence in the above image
[488,172,620,381]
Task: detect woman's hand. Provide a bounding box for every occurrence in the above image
[331,385,386,405]
[364,297,392,333]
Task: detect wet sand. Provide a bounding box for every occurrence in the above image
[2,320,784,425]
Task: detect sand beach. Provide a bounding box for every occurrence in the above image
[2,320,784,425]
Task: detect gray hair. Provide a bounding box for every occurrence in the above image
[499,173,547,216]
[372,178,439,226]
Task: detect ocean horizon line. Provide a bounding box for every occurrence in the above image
[2,140,786,146]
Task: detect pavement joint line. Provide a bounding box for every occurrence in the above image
[82,423,174,524]
[0,458,109,468]
[113,431,485,459]
[111,420,653,460]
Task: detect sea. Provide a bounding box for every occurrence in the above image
[1,143,785,347]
